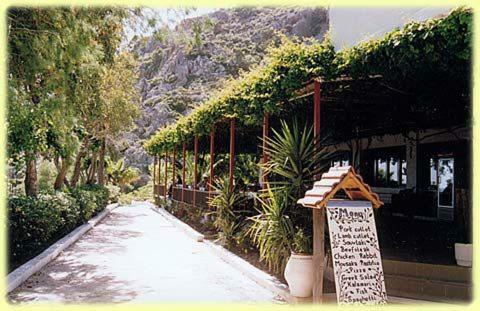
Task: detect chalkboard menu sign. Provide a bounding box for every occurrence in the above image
[326,200,387,304]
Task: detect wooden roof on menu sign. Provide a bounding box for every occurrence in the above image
[297,166,383,209]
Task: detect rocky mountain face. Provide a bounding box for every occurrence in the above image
[124,7,329,185]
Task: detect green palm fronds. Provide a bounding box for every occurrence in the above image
[248,185,294,274]
[209,176,245,247]
[106,158,139,190]
[261,119,332,198]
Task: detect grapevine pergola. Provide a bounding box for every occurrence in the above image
[148,7,471,303]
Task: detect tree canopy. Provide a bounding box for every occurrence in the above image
[7,7,140,196]
[8,8,126,158]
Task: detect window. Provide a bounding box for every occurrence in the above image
[374,157,388,186]
[430,157,454,208]
[332,159,350,167]
[430,158,437,186]
[438,158,454,207]
[390,157,399,183]
[331,153,350,168]
[373,156,406,187]
[401,159,407,185]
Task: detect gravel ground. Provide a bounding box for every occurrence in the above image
[8,202,283,304]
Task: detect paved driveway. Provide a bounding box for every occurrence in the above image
[9,202,281,303]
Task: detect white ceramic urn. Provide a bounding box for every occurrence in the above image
[284,253,314,298]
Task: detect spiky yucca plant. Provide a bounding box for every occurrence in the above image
[248,119,333,272]
[261,119,333,235]
[261,119,332,200]
[209,176,245,247]
[248,186,294,274]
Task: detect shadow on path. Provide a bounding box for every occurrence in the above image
[9,207,148,303]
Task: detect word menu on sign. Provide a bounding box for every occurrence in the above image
[326,200,387,304]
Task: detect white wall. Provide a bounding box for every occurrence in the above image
[328,7,453,50]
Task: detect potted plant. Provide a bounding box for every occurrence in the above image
[284,229,314,298]
[249,189,314,298]
[250,119,333,298]
[455,189,472,267]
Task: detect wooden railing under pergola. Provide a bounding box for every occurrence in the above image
[152,80,323,212]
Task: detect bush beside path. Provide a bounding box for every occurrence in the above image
[8,185,113,271]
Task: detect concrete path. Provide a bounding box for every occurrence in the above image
[9,202,282,303]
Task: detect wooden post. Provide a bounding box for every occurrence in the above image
[172,146,176,198]
[262,113,269,189]
[182,143,186,202]
[153,155,156,187]
[314,81,321,142]
[157,153,162,186]
[229,118,235,191]
[153,155,157,203]
[164,150,168,198]
[193,136,198,207]
[209,126,215,208]
[312,79,324,303]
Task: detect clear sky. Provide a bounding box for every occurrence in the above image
[124,7,216,44]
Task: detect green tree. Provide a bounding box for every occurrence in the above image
[8,7,131,195]
[8,8,92,196]
[96,52,140,185]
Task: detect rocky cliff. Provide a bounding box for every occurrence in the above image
[124,7,329,185]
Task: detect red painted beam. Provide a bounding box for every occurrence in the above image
[314,80,321,140]
[157,154,161,187]
[153,155,156,188]
[262,113,269,189]
[172,146,176,197]
[209,126,215,208]
[164,150,168,198]
[152,155,157,201]
[182,143,186,202]
[193,136,199,207]
[229,118,235,192]
[312,79,324,304]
